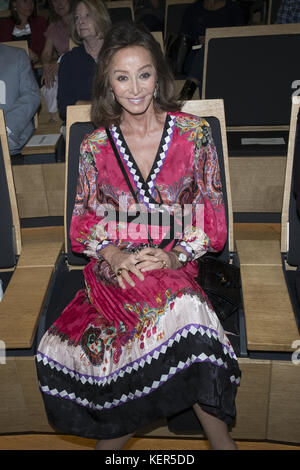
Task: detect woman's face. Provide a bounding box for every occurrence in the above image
[74,2,97,41]
[13,0,34,19]
[109,46,157,117]
[51,0,69,18]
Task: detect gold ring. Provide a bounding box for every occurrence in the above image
[117,268,123,276]
[161,260,167,269]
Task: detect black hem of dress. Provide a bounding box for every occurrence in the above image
[38,357,239,440]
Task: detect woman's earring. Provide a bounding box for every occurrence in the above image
[153,83,158,99]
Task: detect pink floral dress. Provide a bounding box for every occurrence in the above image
[36,112,241,439]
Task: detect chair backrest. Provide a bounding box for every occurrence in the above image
[65,99,233,266]
[182,99,233,260]
[69,38,77,50]
[0,110,21,268]
[267,0,282,24]
[0,10,10,18]
[2,40,29,55]
[164,0,195,39]
[65,105,93,266]
[202,24,300,129]
[281,96,300,266]
[247,0,268,25]
[151,31,164,54]
[105,0,134,23]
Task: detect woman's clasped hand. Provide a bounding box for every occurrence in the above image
[105,247,181,289]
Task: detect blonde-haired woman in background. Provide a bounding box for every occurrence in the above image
[57,0,111,121]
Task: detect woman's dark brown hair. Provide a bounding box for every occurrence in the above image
[91,22,181,128]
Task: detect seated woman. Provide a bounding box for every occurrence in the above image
[36,22,241,450]
[0,0,47,65]
[57,0,111,121]
[41,0,73,90]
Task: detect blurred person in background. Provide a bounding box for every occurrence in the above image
[0,0,47,65]
[41,0,73,89]
[276,0,300,23]
[57,0,111,121]
[0,43,40,155]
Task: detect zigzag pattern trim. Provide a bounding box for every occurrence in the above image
[37,323,237,388]
[111,115,176,209]
[39,351,240,412]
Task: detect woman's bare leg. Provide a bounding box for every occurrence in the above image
[193,403,237,450]
[94,433,134,450]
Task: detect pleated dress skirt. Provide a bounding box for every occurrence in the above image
[36,258,241,439]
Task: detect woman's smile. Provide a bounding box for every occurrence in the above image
[128,97,146,104]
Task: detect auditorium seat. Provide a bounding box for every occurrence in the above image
[40,101,285,442]
[281,95,300,334]
[267,0,282,24]
[151,30,164,53]
[202,23,300,217]
[164,0,195,41]
[234,96,300,442]
[105,0,134,23]
[235,101,300,353]
[0,109,63,434]
[0,9,9,18]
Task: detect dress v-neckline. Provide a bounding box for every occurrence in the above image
[110,114,176,209]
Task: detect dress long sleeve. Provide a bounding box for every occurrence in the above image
[69,136,118,258]
[177,121,227,260]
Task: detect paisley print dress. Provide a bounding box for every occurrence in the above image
[36,112,241,439]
